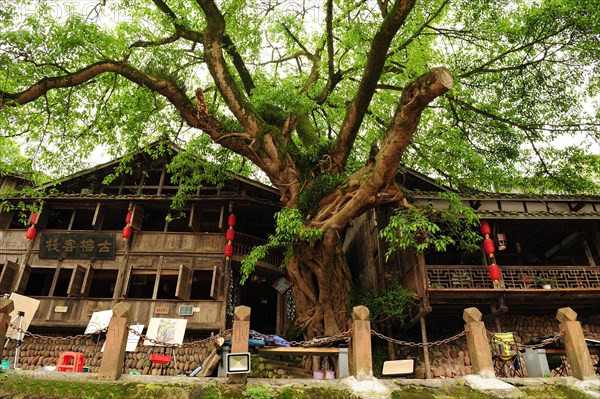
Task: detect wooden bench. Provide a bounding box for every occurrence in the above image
[218,345,349,378]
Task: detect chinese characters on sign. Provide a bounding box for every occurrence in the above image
[39,233,116,260]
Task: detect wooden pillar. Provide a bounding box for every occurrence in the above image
[352,306,373,380]
[463,307,494,377]
[98,302,132,381]
[420,316,432,379]
[229,305,251,384]
[0,299,14,344]
[556,307,595,380]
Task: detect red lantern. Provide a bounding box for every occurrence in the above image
[122,225,132,240]
[489,263,501,281]
[29,213,38,225]
[226,228,235,242]
[125,211,133,224]
[227,214,236,227]
[483,238,495,255]
[224,243,233,258]
[480,220,491,237]
[25,225,37,240]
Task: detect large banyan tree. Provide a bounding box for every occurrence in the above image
[0,0,598,337]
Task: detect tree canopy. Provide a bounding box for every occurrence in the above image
[0,0,599,336]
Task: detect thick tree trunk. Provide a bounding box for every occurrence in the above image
[286,231,351,339]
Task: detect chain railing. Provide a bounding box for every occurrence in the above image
[126,327,232,348]
[370,328,466,348]
[249,329,353,348]
[486,330,565,351]
[583,329,600,341]
[7,321,108,342]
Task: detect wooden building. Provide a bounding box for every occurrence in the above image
[344,170,600,326]
[0,143,288,335]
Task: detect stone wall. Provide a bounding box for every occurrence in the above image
[1,335,218,376]
[399,314,600,379]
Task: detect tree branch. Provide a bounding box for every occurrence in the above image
[0,61,253,153]
[448,96,553,175]
[373,67,454,185]
[194,0,263,135]
[389,0,450,57]
[314,68,453,231]
[329,0,417,172]
[149,0,255,94]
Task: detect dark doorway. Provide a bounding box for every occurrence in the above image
[239,275,278,334]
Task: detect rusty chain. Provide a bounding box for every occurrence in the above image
[250,329,353,347]
[486,330,565,350]
[370,328,466,348]
[6,321,108,343]
[582,329,600,341]
[126,326,232,348]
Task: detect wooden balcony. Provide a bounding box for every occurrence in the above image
[425,265,600,314]
[28,297,225,332]
[427,265,600,290]
[233,232,283,267]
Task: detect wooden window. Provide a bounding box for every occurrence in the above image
[22,266,52,296]
[66,264,87,297]
[157,268,178,299]
[126,269,157,299]
[210,265,224,300]
[190,266,224,300]
[0,261,19,294]
[15,263,31,294]
[53,268,73,297]
[71,209,96,230]
[87,269,117,298]
[45,209,73,230]
[175,264,191,299]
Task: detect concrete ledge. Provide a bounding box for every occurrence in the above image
[463,375,521,398]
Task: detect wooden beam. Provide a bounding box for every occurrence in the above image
[582,240,596,266]
[420,316,432,379]
[403,306,432,332]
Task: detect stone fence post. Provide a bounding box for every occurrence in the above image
[556,307,595,380]
[463,307,494,377]
[351,305,373,380]
[0,299,14,345]
[98,302,132,381]
[229,305,251,383]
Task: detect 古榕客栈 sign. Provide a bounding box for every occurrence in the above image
[39,232,115,260]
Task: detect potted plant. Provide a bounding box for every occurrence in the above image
[537,276,557,289]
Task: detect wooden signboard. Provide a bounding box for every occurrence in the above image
[154,304,170,315]
[39,232,115,260]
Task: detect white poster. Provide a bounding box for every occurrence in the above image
[84,309,113,334]
[101,324,144,352]
[143,318,187,346]
[6,293,40,340]
[126,324,144,352]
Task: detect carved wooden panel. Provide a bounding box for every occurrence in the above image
[427,265,600,289]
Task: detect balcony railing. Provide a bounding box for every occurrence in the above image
[234,232,283,266]
[426,265,600,289]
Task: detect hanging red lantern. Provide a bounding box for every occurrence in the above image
[480,220,491,237]
[224,243,233,258]
[122,225,132,240]
[125,211,133,224]
[29,213,38,225]
[489,263,501,281]
[226,228,235,242]
[25,225,37,240]
[227,214,236,227]
[483,238,495,255]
